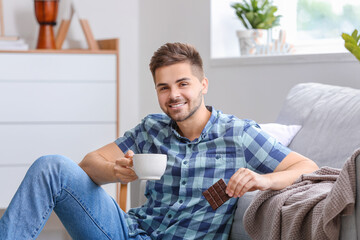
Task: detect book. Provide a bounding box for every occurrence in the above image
[0,36,19,41]
[0,38,29,50]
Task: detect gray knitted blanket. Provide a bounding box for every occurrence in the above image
[243,149,360,240]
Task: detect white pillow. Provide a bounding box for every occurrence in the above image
[259,123,302,147]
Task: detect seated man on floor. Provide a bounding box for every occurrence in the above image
[0,42,318,240]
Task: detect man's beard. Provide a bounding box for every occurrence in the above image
[165,90,203,122]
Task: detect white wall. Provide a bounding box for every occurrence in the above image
[138,0,360,124]
[138,0,212,120]
[207,60,360,123]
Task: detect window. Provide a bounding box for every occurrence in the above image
[211,0,360,58]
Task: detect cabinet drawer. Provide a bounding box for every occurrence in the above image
[0,82,116,122]
[0,124,117,165]
[0,166,117,208]
[0,53,116,82]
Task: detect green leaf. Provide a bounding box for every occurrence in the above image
[352,48,360,61]
[257,23,266,29]
[260,0,269,11]
[353,30,360,43]
[251,0,259,12]
[245,12,256,27]
[272,16,281,27]
[267,6,278,16]
[242,0,251,11]
[343,30,360,62]
[351,29,358,40]
[254,13,264,28]
[239,17,249,29]
[345,42,355,52]
[342,33,357,45]
[231,0,281,29]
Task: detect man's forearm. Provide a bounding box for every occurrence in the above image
[79,152,118,185]
[266,158,319,190]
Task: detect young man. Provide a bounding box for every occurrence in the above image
[0,43,318,240]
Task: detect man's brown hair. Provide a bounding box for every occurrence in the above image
[149,42,204,82]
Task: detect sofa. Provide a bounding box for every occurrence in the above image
[229,82,360,239]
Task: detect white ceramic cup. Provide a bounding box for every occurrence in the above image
[132,154,167,180]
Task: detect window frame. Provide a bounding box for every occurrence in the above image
[209,52,357,67]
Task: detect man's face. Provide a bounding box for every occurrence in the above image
[154,62,208,122]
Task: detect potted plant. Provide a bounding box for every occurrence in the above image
[342,29,360,62]
[231,0,281,55]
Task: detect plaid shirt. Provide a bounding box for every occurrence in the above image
[115,107,291,239]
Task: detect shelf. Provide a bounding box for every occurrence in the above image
[0,49,117,54]
[0,38,119,55]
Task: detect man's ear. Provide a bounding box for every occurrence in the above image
[201,77,209,94]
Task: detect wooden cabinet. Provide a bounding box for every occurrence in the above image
[0,40,119,208]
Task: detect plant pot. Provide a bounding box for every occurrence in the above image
[236,30,255,55]
[236,29,272,56]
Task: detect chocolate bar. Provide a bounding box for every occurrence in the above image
[203,179,231,210]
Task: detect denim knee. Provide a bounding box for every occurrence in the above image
[28,154,76,178]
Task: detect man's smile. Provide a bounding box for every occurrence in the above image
[169,102,187,109]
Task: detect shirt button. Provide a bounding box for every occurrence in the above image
[181,180,186,185]
[168,214,172,218]
[179,199,184,204]
[216,155,221,160]
[183,160,188,165]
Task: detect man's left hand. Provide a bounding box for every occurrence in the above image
[226,168,271,198]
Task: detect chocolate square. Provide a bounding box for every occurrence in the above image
[202,179,231,210]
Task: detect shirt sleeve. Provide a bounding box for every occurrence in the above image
[241,121,291,174]
[114,122,143,154]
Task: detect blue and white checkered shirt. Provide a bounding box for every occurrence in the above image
[115,107,291,239]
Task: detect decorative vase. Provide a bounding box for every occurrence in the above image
[34,0,59,49]
[236,30,255,56]
[236,29,272,56]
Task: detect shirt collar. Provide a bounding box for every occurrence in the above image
[170,106,218,143]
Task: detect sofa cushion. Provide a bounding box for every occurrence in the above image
[229,191,258,240]
[259,123,302,147]
[276,83,360,168]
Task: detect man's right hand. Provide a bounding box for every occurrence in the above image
[79,143,138,185]
[114,150,138,184]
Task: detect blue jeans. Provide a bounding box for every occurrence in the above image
[0,155,150,240]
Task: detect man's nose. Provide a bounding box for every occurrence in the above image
[169,88,180,99]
